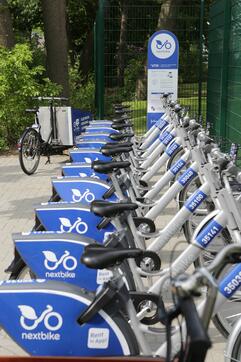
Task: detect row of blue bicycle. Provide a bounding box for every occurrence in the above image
[2,97,241,361]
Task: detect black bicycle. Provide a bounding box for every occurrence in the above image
[18,97,69,175]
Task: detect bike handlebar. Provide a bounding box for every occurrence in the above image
[178,297,211,362]
[174,245,241,297]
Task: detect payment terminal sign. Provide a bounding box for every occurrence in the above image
[147,30,179,129]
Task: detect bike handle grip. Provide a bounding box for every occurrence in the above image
[179,297,211,362]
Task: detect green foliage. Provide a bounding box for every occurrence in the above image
[8,0,42,41]
[0,43,60,150]
[67,0,98,64]
[69,61,95,113]
[123,58,145,100]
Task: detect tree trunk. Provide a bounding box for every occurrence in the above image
[80,30,94,79]
[157,0,178,31]
[41,0,69,98]
[117,0,128,87]
[0,0,15,48]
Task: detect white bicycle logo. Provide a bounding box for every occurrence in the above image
[18,305,63,331]
[71,188,95,203]
[59,217,88,234]
[43,250,77,271]
[83,157,99,164]
[79,172,100,179]
[156,39,172,50]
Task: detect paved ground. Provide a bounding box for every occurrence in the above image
[0,153,226,359]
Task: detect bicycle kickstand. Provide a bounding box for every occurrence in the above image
[45,155,51,165]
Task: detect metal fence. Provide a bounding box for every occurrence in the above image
[207,0,241,149]
[95,0,209,134]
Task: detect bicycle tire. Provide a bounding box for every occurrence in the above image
[166,147,191,191]
[178,176,215,242]
[178,177,231,268]
[212,263,241,338]
[19,128,41,175]
[225,329,241,360]
[166,146,185,171]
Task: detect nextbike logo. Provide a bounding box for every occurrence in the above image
[74,118,80,128]
[43,250,77,279]
[151,33,176,59]
[19,304,62,341]
[71,188,95,203]
[59,217,88,235]
[83,157,99,164]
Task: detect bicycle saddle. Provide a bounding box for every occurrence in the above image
[91,200,138,217]
[109,133,134,140]
[101,146,133,157]
[81,244,144,269]
[92,160,131,174]
[112,123,133,130]
[103,142,133,148]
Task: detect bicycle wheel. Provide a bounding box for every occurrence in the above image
[226,329,241,361]
[19,128,41,175]
[212,264,241,338]
[178,176,212,242]
[166,147,188,186]
[166,146,185,171]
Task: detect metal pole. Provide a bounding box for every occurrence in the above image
[198,0,205,119]
[220,0,231,139]
[94,0,105,119]
[94,21,97,112]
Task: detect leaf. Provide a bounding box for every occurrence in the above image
[42,250,58,262]
[156,40,162,46]
[84,157,92,163]
[18,305,37,320]
[59,217,72,228]
[79,173,87,177]
[72,188,81,197]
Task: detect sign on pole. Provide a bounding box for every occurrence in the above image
[147,30,179,129]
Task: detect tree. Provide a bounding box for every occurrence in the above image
[116,0,128,87]
[0,0,15,48]
[41,0,69,97]
[67,0,98,76]
[157,0,178,31]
